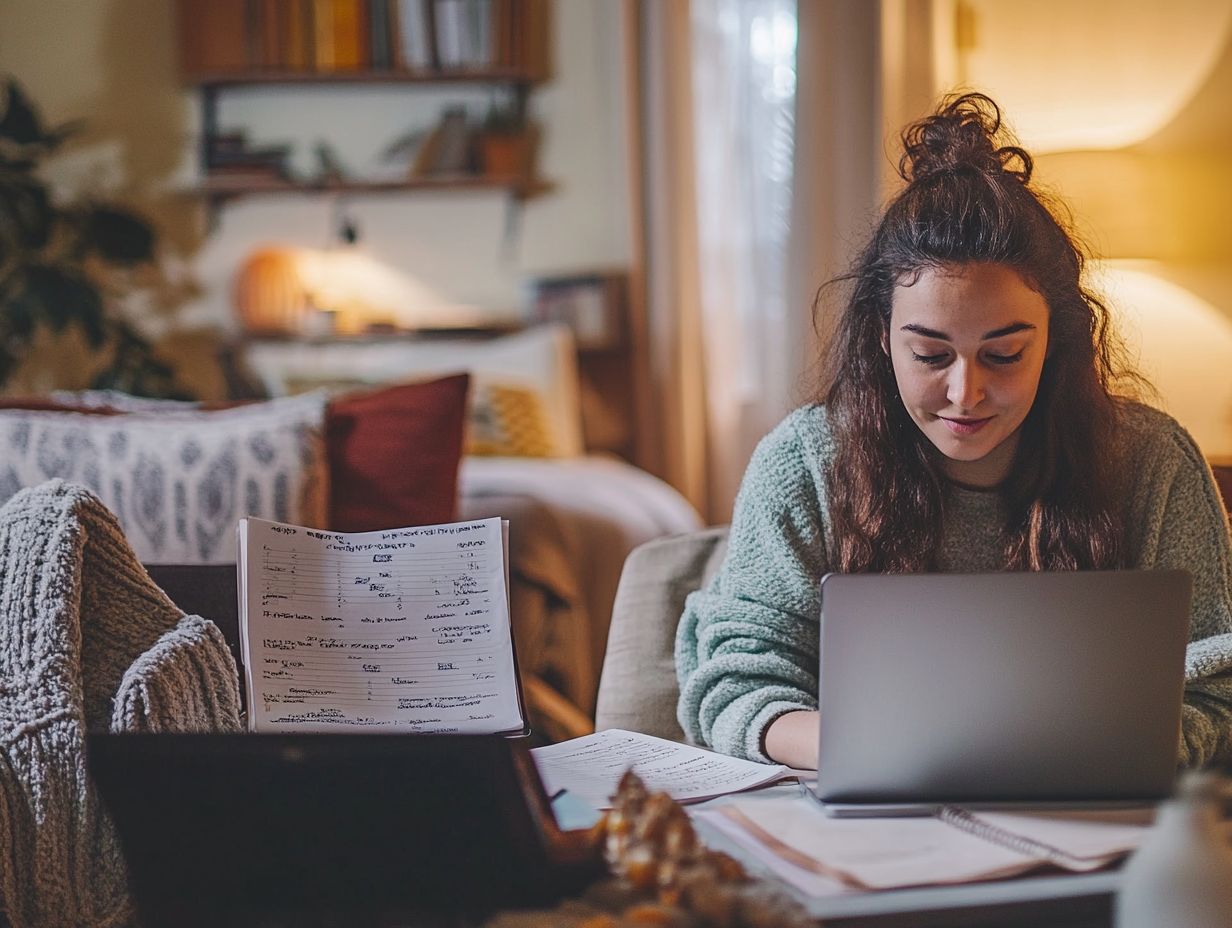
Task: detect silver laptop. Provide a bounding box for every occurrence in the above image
[814,570,1191,815]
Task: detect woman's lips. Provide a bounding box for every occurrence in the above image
[941,416,992,435]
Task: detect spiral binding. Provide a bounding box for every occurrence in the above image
[937,805,1091,867]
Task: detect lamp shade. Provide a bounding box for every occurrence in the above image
[233,247,310,335]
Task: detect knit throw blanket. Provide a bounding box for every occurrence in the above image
[0,480,243,928]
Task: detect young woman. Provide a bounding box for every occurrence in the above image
[675,93,1232,771]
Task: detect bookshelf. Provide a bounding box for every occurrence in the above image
[175,0,553,207]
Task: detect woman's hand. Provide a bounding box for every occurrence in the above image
[763,710,820,769]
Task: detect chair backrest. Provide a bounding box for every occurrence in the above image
[594,527,729,741]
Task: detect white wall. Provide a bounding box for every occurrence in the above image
[0,0,631,337]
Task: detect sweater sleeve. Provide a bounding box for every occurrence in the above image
[674,411,829,761]
[1127,415,1232,767]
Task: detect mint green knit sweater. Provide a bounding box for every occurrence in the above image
[675,402,1232,766]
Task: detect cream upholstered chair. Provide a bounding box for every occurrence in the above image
[594,527,729,741]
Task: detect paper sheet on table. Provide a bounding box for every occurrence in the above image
[702,796,1152,891]
[531,729,792,809]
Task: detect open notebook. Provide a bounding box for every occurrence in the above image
[699,794,1153,892]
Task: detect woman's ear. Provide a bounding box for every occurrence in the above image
[880,327,891,357]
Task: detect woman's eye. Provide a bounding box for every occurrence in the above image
[911,351,947,366]
[986,351,1024,365]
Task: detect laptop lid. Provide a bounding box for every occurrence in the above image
[88,733,598,927]
[814,570,1191,806]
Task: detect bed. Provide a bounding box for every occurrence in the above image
[242,324,704,739]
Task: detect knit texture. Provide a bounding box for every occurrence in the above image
[676,402,1232,765]
[0,480,243,928]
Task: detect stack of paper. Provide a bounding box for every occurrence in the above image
[697,796,1153,893]
[531,729,792,810]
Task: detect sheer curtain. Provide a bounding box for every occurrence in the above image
[689,0,800,518]
[633,0,883,522]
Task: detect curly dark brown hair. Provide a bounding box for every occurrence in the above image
[818,92,1137,573]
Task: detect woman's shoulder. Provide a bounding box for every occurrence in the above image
[747,404,836,473]
[733,404,834,513]
[1115,400,1204,465]
[1113,400,1214,503]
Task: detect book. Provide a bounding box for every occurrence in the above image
[369,0,392,69]
[236,515,526,734]
[531,729,793,809]
[699,796,1154,893]
[176,0,251,76]
[393,0,436,71]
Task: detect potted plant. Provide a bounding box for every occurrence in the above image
[0,76,188,397]
[478,99,533,179]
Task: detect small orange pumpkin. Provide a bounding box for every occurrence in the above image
[232,247,309,335]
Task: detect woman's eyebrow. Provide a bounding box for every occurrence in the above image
[899,322,1036,341]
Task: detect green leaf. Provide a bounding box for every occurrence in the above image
[0,275,38,340]
[0,176,53,251]
[0,79,48,147]
[9,263,107,346]
[79,204,155,265]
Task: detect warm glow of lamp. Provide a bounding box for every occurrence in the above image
[949,0,1232,153]
[232,246,491,337]
[1091,261,1232,460]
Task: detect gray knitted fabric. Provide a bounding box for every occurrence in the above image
[676,402,1232,765]
[0,480,243,928]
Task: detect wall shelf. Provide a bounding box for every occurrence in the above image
[191,173,555,203]
[186,68,547,88]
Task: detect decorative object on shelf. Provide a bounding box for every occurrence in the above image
[479,94,534,177]
[410,105,476,176]
[206,130,292,183]
[233,247,311,335]
[1116,770,1232,928]
[0,77,189,398]
[529,272,628,351]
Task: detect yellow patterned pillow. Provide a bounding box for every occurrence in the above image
[466,381,561,457]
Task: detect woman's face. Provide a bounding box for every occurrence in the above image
[889,262,1050,487]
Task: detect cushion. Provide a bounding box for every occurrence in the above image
[594,526,730,742]
[245,324,585,457]
[326,374,470,531]
[466,379,560,457]
[0,392,329,564]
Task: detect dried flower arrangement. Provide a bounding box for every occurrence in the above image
[486,771,813,928]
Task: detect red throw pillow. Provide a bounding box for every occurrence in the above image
[326,374,470,532]
[1212,465,1232,520]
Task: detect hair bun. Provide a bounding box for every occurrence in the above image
[898,92,1032,184]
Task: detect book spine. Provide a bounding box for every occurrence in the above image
[177,0,253,76]
[394,0,434,72]
[258,0,286,69]
[313,0,337,70]
[285,0,313,69]
[330,0,369,70]
[369,0,391,69]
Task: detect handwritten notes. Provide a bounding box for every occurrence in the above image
[237,516,523,734]
[531,729,792,809]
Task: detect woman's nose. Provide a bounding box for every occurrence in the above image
[947,360,985,410]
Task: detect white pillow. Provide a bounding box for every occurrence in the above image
[0,393,329,564]
[244,324,585,457]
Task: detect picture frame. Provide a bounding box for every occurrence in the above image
[527,271,627,351]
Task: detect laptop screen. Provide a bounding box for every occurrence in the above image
[814,570,1190,806]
